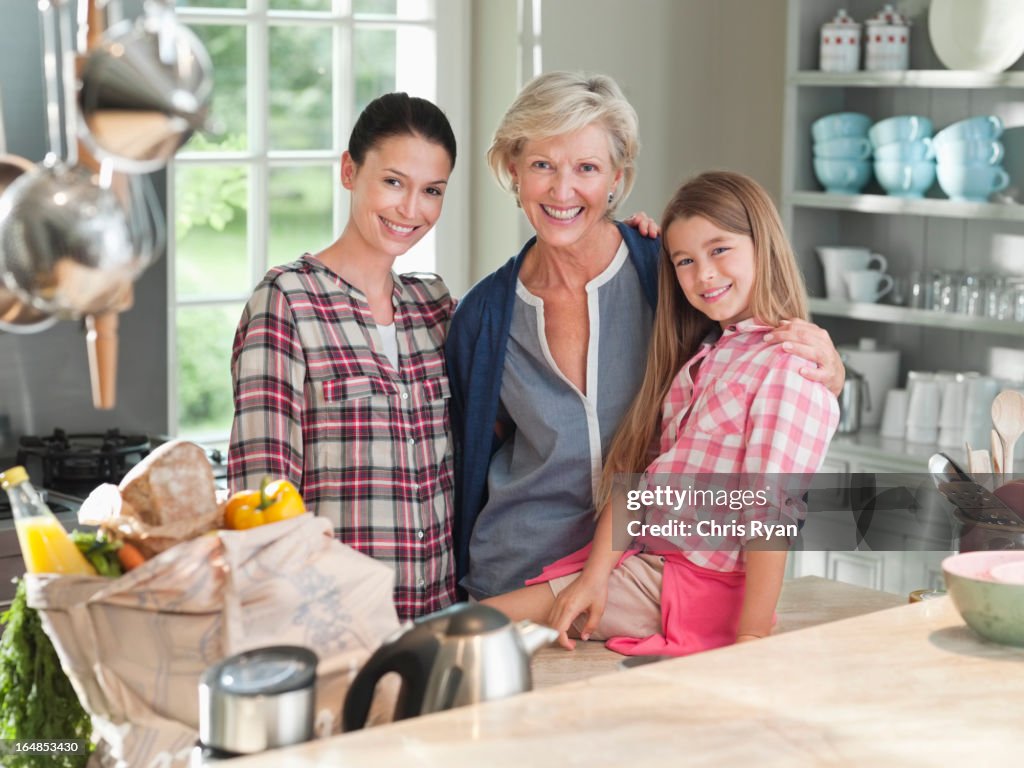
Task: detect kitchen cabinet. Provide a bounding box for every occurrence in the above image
[782,0,1024,478]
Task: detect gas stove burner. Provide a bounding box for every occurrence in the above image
[16,428,151,496]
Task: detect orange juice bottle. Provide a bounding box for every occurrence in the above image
[0,466,96,575]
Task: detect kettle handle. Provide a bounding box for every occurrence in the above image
[342,631,440,731]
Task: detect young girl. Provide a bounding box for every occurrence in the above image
[228,93,458,620]
[484,171,839,655]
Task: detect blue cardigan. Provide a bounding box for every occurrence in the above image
[445,222,661,583]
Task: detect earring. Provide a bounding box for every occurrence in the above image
[513,183,521,208]
[607,192,614,205]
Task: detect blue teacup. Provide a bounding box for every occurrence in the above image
[811,112,871,143]
[936,163,1010,202]
[868,116,933,148]
[873,139,934,163]
[814,158,872,194]
[874,160,936,198]
[813,137,873,160]
[935,138,1005,166]
[934,116,1004,148]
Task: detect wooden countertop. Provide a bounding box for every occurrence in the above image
[227,577,1024,767]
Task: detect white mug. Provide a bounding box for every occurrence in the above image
[817,247,888,300]
[939,378,967,428]
[880,388,909,439]
[906,379,941,443]
[845,270,894,303]
[962,375,1000,449]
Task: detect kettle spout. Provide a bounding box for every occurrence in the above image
[515,620,559,656]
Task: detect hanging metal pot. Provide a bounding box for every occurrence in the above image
[0,158,140,319]
[77,0,214,173]
[0,86,58,334]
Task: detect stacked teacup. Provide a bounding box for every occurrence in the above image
[934,116,1009,202]
[811,112,873,194]
[869,115,935,198]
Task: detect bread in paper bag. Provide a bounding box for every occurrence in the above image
[79,440,222,556]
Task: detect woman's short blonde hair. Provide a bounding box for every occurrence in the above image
[487,71,640,216]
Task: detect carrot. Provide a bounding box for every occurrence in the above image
[117,542,147,572]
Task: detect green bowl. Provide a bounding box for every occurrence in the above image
[942,551,1024,647]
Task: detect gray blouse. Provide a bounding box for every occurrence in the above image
[462,243,655,599]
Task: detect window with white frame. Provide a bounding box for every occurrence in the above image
[170,0,467,442]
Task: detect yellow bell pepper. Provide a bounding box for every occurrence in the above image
[225,476,305,530]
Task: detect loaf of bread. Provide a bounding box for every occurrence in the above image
[118,440,218,526]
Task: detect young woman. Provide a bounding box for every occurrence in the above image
[484,171,840,655]
[228,93,457,620]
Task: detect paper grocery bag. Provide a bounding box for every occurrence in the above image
[25,514,401,768]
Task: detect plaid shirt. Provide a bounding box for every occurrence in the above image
[228,255,456,620]
[643,318,839,572]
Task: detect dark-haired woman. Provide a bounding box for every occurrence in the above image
[228,93,458,619]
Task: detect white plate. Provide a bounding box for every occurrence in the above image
[929,0,1024,73]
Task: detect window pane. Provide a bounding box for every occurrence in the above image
[354,0,397,14]
[354,0,431,19]
[175,165,250,299]
[269,26,333,150]
[176,0,246,8]
[182,24,247,152]
[394,25,436,99]
[176,304,244,439]
[269,166,336,267]
[354,28,396,114]
[270,0,332,9]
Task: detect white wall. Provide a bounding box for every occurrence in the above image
[664,0,788,204]
[469,0,522,282]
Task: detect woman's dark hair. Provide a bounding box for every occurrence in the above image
[348,92,457,169]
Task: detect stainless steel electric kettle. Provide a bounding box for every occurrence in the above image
[342,603,557,730]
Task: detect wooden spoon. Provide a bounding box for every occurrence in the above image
[991,390,1024,482]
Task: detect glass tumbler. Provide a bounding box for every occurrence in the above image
[985,276,1007,319]
[1013,279,1024,322]
[909,268,933,309]
[958,273,984,316]
[937,272,961,313]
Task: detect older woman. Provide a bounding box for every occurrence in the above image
[447,72,842,600]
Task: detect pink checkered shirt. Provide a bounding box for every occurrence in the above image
[228,255,456,620]
[641,318,839,572]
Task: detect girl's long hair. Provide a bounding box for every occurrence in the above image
[595,171,810,512]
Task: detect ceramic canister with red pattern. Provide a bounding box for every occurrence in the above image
[820,9,862,73]
[865,4,911,71]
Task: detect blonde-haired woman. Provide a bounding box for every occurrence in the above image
[446,73,843,601]
[486,171,839,656]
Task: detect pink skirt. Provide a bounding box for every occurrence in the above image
[526,544,746,656]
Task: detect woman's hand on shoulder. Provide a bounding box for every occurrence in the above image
[763,319,845,397]
[547,571,609,651]
[623,211,660,239]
